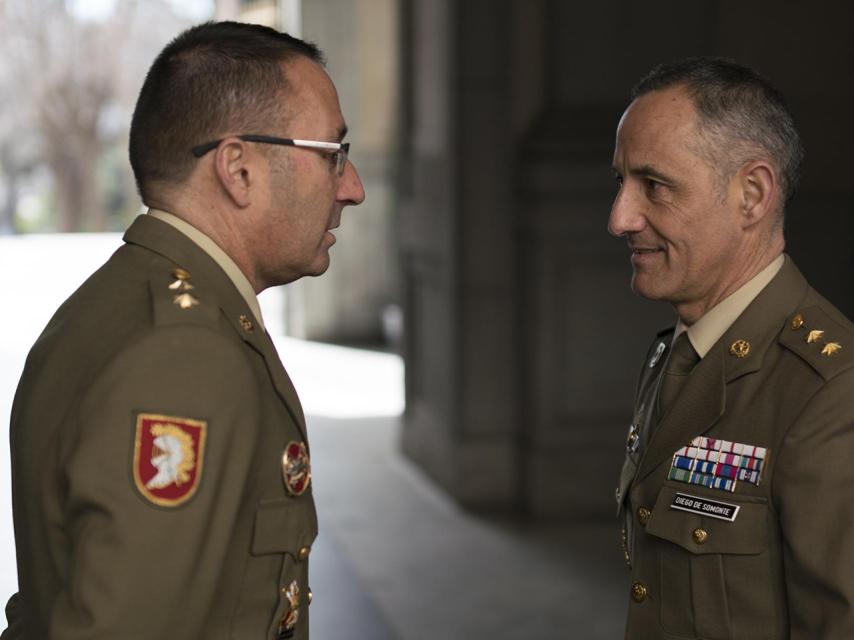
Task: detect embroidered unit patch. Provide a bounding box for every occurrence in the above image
[668,436,768,492]
[133,413,207,507]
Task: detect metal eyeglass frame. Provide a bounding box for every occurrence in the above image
[191,134,350,176]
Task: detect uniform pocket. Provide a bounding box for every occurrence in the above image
[232,497,318,639]
[647,485,769,640]
[252,496,318,556]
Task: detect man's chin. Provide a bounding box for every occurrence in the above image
[305,254,331,278]
[630,273,667,301]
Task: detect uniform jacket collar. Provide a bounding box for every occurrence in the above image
[123,214,308,441]
[636,256,810,482]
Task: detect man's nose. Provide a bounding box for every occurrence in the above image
[607,186,645,237]
[339,160,366,205]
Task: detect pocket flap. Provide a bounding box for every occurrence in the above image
[646,485,768,555]
[251,497,318,556]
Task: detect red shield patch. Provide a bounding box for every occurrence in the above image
[133,413,207,507]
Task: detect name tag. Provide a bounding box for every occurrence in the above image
[670,492,739,522]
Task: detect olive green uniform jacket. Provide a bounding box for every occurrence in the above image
[618,259,854,639]
[2,214,317,639]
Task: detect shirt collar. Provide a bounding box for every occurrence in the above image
[147,209,266,333]
[677,254,785,357]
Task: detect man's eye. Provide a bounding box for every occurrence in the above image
[614,174,624,187]
[645,178,662,191]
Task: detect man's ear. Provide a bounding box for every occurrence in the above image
[212,138,255,208]
[737,160,778,229]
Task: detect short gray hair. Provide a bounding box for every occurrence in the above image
[631,57,803,210]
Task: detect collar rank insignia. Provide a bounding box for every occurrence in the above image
[668,436,767,492]
[282,441,311,496]
[133,413,207,507]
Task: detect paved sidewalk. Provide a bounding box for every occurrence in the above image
[308,415,627,639]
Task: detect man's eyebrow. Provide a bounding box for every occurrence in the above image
[630,164,675,184]
[335,124,349,142]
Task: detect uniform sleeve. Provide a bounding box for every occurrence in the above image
[1,592,22,639]
[49,325,261,639]
[774,369,854,638]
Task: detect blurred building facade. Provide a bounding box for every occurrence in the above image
[216,0,854,520]
[398,0,854,519]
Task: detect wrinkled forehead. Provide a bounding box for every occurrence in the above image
[614,86,702,159]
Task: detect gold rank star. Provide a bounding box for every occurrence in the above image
[169,268,195,293]
[174,293,199,309]
[169,268,199,309]
[169,279,194,293]
[822,342,842,356]
[806,330,825,344]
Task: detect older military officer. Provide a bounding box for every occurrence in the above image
[2,21,364,640]
[611,57,854,638]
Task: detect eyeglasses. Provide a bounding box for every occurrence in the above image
[192,134,351,176]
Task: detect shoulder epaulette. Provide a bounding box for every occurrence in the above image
[149,266,219,327]
[779,305,854,380]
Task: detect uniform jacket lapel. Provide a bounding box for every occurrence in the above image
[636,257,810,482]
[123,215,309,441]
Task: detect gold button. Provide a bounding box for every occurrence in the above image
[307,589,313,605]
[637,507,651,527]
[631,582,648,603]
[298,546,311,561]
[791,313,804,330]
[692,528,708,544]
[173,267,191,280]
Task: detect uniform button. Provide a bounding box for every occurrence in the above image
[298,546,311,561]
[307,589,313,605]
[637,507,651,526]
[692,528,708,544]
[631,582,648,603]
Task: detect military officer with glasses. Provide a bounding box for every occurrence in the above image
[2,21,363,640]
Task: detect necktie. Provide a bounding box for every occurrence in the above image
[656,332,700,421]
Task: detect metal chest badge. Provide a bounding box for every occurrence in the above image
[282,441,311,496]
[649,341,666,368]
[278,580,301,639]
[133,413,207,507]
